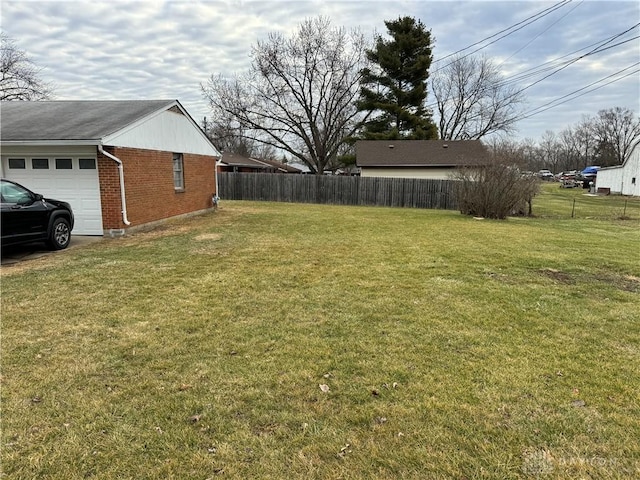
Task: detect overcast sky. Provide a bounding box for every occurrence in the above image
[1,0,638,142]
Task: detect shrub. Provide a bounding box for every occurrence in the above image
[452,163,540,219]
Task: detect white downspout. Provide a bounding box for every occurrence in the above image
[98,144,131,226]
[214,153,222,206]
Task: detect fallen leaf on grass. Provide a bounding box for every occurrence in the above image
[189,414,202,423]
[178,384,192,391]
[337,443,352,458]
[571,399,586,408]
[319,384,330,393]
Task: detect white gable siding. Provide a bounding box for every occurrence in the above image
[103,109,219,156]
[596,148,640,196]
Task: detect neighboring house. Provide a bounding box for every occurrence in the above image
[286,161,312,174]
[256,158,303,174]
[1,100,220,236]
[356,140,490,179]
[218,153,272,173]
[218,153,302,173]
[596,147,640,196]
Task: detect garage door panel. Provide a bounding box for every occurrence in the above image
[2,157,103,235]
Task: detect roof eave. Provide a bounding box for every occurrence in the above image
[0,139,101,147]
[358,163,463,168]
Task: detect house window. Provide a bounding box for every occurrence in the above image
[8,158,25,169]
[632,177,636,185]
[32,158,49,169]
[79,158,96,169]
[55,158,73,169]
[173,153,184,190]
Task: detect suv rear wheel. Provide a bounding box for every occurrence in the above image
[48,217,71,250]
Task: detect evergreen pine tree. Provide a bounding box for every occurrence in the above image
[357,17,438,140]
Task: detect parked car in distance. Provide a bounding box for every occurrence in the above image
[537,169,555,180]
[557,170,579,188]
[576,166,600,189]
[1,179,74,250]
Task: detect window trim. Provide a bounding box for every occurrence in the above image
[32,158,50,169]
[173,153,185,191]
[55,158,73,170]
[79,158,97,170]
[8,158,26,169]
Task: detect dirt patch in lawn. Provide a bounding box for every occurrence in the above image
[596,273,640,293]
[539,268,640,292]
[194,233,223,241]
[539,268,574,284]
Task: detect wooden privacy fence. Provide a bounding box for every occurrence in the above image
[218,172,459,210]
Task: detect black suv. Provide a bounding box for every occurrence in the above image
[1,179,74,250]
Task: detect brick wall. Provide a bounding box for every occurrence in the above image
[97,146,217,231]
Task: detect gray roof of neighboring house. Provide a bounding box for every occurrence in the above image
[220,153,270,169]
[356,140,489,167]
[254,158,302,173]
[0,100,177,142]
[219,153,302,173]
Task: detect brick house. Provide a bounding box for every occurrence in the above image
[356,140,489,179]
[0,100,220,235]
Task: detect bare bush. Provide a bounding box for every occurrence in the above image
[452,162,539,219]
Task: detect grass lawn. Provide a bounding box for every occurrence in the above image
[2,188,639,479]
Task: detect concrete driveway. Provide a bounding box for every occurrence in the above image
[1,236,103,266]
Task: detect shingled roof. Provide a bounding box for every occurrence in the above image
[220,153,302,173]
[356,140,489,167]
[1,100,178,142]
[219,153,269,169]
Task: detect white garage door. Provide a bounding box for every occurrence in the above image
[2,157,103,235]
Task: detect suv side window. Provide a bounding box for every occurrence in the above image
[1,182,34,205]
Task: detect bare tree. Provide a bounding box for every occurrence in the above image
[537,130,562,172]
[557,126,582,172]
[590,107,640,165]
[486,137,536,170]
[431,54,525,140]
[572,117,597,170]
[201,17,370,174]
[202,115,277,159]
[1,33,52,101]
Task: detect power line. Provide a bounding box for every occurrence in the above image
[426,28,639,112]
[431,0,573,74]
[432,0,571,64]
[497,32,640,88]
[496,0,584,68]
[509,22,640,96]
[515,62,640,120]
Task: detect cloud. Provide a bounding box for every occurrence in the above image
[2,0,638,140]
